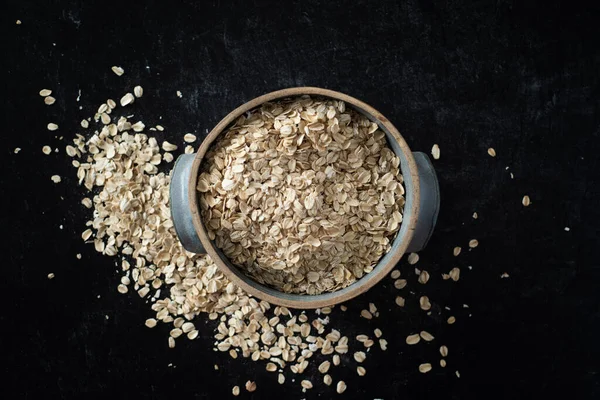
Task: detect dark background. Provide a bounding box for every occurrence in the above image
[2,0,600,399]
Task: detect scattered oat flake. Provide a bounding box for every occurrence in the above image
[564,227,570,231]
[406,334,420,345]
[336,380,347,394]
[469,239,479,248]
[394,279,407,289]
[455,370,461,378]
[419,296,431,311]
[369,302,377,314]
[501,272,510,278]
[132,121,145,132]
[357,366,366,376]
[449,267,460,281]
[419,363,432,373]
[81,229,92,241]
[170,328,183,338]
[395,296,405,307]
[16,20,22,25]
[318,360,330,374]
[14,148,21,154]
[440,359,447,367]
[379,338,388,350]
[162,141,177,152]
[47,123,58,131]
[301,380,313,389]
[44,96,56,105]
[130,86,143,99]
[51,175,61,183]
[407,252,419,265]
[145,318,157,328]
[184,133,197,143]
[42,146,52,155]
[111,66,125,76]
[453,246,461,256]
[95,104,109,114]
[353,351,366,363]
[81,198,92,208]
[333,354,341,366]
[156,125,164,131]
[120,93,135,107]
[65,145,78,157]
[232,386,240,396]
[163,152,174,163]
[447,316,456,324]
[440,345,448,357]
[522,195,531,207]
[420,331,434,341]
[360,309,373,320]
[418,270,430,284]
[245,381,256,392]
[39,89,52,97]
[431,144,440,159]
[177,90,183,98]
[181,322,195,333]
[487,147,497,157]
[47,273,55,279]
[266,362,277,372]
[472,212,478,219]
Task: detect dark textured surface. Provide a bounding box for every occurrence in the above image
[2,1,600,399]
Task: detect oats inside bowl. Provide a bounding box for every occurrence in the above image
[197,95,405,295]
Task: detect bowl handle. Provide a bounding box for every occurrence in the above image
[406,152,440,252]
[169,154,206,254]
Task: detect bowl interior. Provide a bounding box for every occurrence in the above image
[191,88,419,308]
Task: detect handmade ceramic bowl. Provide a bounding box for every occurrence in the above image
[170,87,439,309]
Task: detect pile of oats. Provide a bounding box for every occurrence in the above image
[69,110,250,328]
[197,96,405,294]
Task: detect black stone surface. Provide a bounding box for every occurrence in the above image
[2,1,600,399]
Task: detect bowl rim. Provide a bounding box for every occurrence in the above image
[188,87,420,308]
